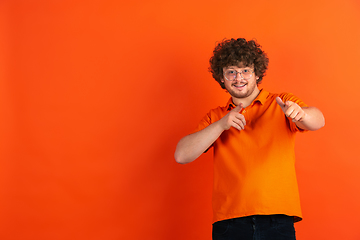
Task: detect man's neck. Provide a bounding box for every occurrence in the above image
[232,87,261,108]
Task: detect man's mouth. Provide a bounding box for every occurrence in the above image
[233,83,247,88]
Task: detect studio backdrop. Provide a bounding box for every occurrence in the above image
[1,0,359,239]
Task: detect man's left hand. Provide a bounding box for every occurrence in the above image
[276,96,307,122]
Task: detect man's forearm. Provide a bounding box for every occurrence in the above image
[295,107,325,131]
[174,121,225,164]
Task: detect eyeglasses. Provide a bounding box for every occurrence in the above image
[223,69,254,81]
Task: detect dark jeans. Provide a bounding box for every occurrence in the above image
[212,215,296,240]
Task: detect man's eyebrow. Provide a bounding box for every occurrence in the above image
[225,66,252,70]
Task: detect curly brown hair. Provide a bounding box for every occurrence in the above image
[209,38,269,89]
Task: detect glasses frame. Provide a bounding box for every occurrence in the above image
[223,69,255,81]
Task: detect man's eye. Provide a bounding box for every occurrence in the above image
[228,71,236,74]
[243,69,250,73]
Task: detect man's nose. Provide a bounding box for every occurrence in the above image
[235,72,244,80]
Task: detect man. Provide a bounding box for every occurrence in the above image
[174,38,325,240]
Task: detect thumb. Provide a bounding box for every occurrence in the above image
[276,96,285,108]
[232,103,243,112]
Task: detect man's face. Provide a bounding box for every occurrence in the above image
[221,65,259,100]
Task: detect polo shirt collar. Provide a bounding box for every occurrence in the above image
[226,89,269,110]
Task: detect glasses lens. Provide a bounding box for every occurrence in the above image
[224,70,236,81]
[242,69,252,79]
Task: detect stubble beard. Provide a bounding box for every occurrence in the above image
[226,82,257,99]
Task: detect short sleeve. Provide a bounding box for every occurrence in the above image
[192,112,212,134]
[190,111,218,152]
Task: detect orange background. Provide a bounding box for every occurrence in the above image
[1,0,360,239]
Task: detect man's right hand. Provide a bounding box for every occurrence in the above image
[220,103,246,131]
[175,103,246,164]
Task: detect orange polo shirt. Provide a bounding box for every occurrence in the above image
[194,89,308,223]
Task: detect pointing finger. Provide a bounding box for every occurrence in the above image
[232,103,244,112]
[275,97,285,108]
